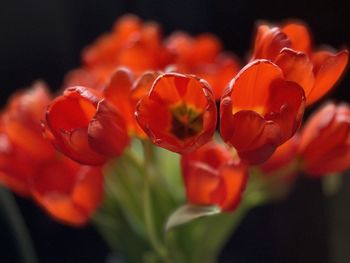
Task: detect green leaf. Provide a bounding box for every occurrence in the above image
[165,204,221,232]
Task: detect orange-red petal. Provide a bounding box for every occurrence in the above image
[274,48,314,96]
[251,24,290,61]
[181,142,248,211]
[265,78,305,141]
[196,54,240,100]
[282,22,312,54]
[228,60,282,112]
[211,163,248,211]
[88,100,130,157]
[0,131,37,196]
[31,157,104,226]
[220,60,305,164]
[136,73,217,153]
[45,87,107,165]
[307,49,349,105]
[299,103,350,176]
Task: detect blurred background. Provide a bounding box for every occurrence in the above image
[0,0,350,262]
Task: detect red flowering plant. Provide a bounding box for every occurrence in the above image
[0,15,349,263]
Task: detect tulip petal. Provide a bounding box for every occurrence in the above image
[183,162,221,205]
[299,103,336,151]
[252,24,290,61]
[196,54,240,100]
[132,71,160,101]
[229,60,283,113]
[299,103,350,176]
[166,32,221,67]
[45,87,106,165]
[282,22,312,54]
[221,108,281,164]
[308,49,349,105]
[181,142,248,211]
[0,132,37,196]
[31,157,104,226]
[182,141,232,170]
[88,100,129,157]
[136,73,217,153]
[104,68,134,108]
[265,78,305,141]
[275,48,314,96]
[221,59,305,164]
[211,163,248,211]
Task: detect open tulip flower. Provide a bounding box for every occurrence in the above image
[136,72,217,153]
[0,83,104,226]
[251,21,348,105]
[1,14,349,263]
[220,59,305,164]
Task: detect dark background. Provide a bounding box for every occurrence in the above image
[0,0,350,262]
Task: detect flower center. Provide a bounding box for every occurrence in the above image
[170,103,203,140]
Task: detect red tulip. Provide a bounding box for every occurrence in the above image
[299,103,350,176]
[135,73,217,153]
[220,60,305,164]
[166,32,222,68]
[0,82,55,196]
[166,32,240,100]
[181,142,248,211]
[31,156,104,226]
[82,14,174,82]
[0,83,105,225]
[251,21,348,105]
[45,86,129,165]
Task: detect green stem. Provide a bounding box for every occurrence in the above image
[142,141,169,262]
[0,186,38,263]
[190,202,250,263]
[106,158,145,236]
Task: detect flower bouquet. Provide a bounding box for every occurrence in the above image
[0,14,348,263]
